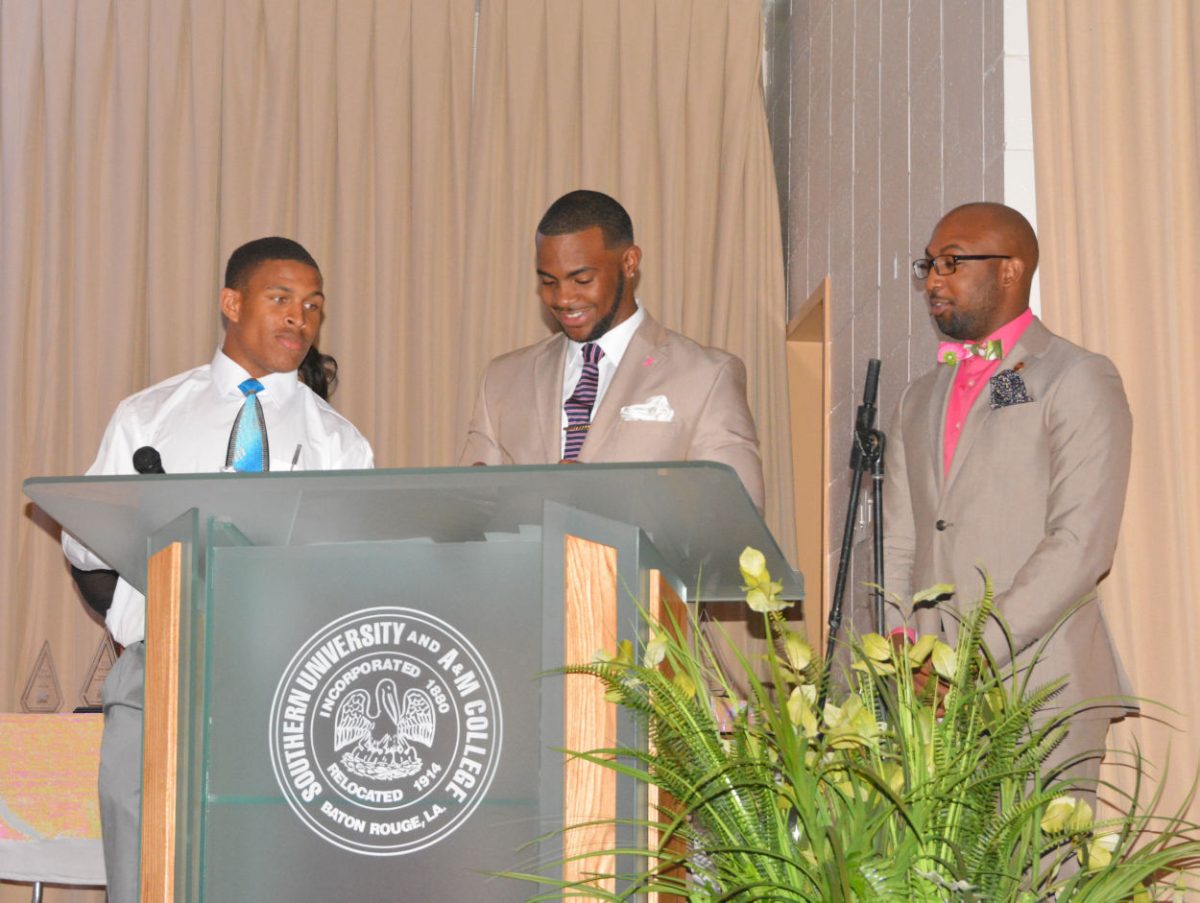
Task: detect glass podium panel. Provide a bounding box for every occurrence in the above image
[197,538,544,901]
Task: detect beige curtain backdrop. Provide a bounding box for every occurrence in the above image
[461,0,795,552]
[1,0,789,764]
[0,0,476,723]
[1029,0,1200,820]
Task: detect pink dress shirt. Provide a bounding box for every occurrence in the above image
[942,309,1034,475]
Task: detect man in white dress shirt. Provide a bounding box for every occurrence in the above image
[63,236,373,903]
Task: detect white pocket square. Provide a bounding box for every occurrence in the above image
[619,395,675,422]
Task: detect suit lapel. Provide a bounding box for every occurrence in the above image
[533,335,568,462]
[927,366,954,496]
[581,314,668,456]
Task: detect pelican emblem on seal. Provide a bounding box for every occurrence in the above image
[334,678,436,780]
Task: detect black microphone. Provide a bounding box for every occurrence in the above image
[133,446,166,474]
[861,358,881,410]
[849,359,881,468]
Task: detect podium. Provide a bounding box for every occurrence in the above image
[26,462,801,902]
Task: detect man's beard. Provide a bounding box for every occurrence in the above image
[931,283,1001,341]
[585,272,625,343]
[936,309,982,341]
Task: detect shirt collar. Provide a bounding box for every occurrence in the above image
[986,308,1035,359]
[211,348,300,405]
[567,302,645,367]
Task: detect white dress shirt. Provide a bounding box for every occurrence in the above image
[62,349,374,645]
[558,303,645,457]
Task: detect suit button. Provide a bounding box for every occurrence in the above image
[935,519,948,531]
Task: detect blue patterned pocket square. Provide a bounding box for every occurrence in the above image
[989,367,1034,409]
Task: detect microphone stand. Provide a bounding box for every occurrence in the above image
[817,359,887,715]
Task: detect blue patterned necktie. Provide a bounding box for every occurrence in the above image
[226,378,269,472]
[562,343,604,460]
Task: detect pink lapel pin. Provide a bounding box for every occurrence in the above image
[642,356,655,367]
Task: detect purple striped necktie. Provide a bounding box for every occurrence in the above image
[563,343,605,460]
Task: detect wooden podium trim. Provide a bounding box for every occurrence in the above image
[786,276,830,654]
[142,541,183,903]
[562,534,618,894]
[647,570,688,903]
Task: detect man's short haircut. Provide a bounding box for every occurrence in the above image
[943,202,1040,274]
[537,190,634,248]
[224,237,320,291]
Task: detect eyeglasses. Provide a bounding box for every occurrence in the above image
[912,254,1012,279]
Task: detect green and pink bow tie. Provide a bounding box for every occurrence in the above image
[937,339,1002,366]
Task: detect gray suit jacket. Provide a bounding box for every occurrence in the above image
[883,318,1133,715]
[459,311,765,511]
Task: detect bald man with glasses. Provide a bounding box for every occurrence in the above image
[883,202,1134,804]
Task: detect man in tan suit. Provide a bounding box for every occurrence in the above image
[883,202,1133,796]
[459,189,764,512]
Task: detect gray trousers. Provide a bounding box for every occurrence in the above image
[99,641,145,903]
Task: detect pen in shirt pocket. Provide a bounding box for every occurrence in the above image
[290,445,302,471]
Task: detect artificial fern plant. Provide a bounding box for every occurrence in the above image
[512,548,1200,901]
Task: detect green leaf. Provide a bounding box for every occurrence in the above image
[739,545,791,612]
[906,632,936,665]
[738,546,767,582]
[643,630,668,668]
[861,632,892,662]
[1041,796,1093,834]
[911,583,955,605]
[745,586,789,613]
[592,638,635,666]
[1084,831,1118,870]
[787,686,818,735]
[782,630,813,671]
[1069,798,1095,833]
[823,694,880,749]
[852,657,895,675]
[614,639,634,666]
[930,639,957,680]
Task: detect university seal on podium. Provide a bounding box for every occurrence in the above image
[268,606,502,855]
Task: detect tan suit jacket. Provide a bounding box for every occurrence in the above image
[883,318,1133,717]
[459,311,765,511]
